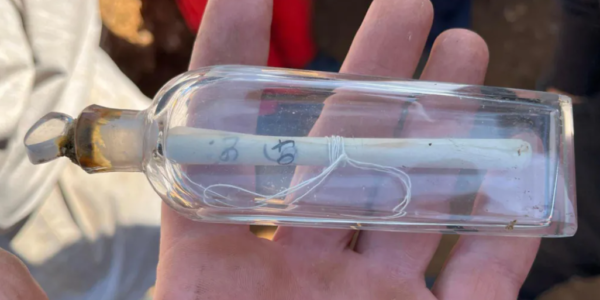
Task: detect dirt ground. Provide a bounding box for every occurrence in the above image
[472,0,559,88]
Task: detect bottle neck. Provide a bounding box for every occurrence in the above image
[73,105,147,173]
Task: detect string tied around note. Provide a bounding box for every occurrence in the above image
[184,136,412,219]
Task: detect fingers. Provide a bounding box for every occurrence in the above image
[430,53,543,300]
[341,0,433,77]
[355,29,490,278]
[433,237,540,300]
[159,0,273,258]
[433,130,544,299]
[273,0,434,251]
[0,248,48,300]
[419,29,489,84]
[189,0,272,68]
[157,1,273,299]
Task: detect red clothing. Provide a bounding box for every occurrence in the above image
[175,0,316,68]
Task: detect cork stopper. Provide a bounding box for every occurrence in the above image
[24,112,76,164]
[24,105,146,173]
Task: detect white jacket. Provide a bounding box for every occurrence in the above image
[0,1,161,299]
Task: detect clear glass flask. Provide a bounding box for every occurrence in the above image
[24,65,577,237]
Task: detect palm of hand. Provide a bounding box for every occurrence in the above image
[159,231,437,299]
[159,224,537,300]
[155,1,540,299]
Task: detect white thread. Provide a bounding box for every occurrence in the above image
[183,136,412,218]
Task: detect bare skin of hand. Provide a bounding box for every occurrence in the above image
[0,1,540,299]
[0,0,540,299]
[155,0,540,299]
[0,248,48,300]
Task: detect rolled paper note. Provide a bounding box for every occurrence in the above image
[165,126,532,170]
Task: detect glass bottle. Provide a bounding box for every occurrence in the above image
[23,65,576,237]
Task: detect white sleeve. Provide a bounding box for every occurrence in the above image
[1,1,161,299]
[0,0,150,229]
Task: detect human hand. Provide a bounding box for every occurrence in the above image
[0,248,48,300]
[155,0,540,299]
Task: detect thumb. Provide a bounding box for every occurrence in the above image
[0,248,48,300]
